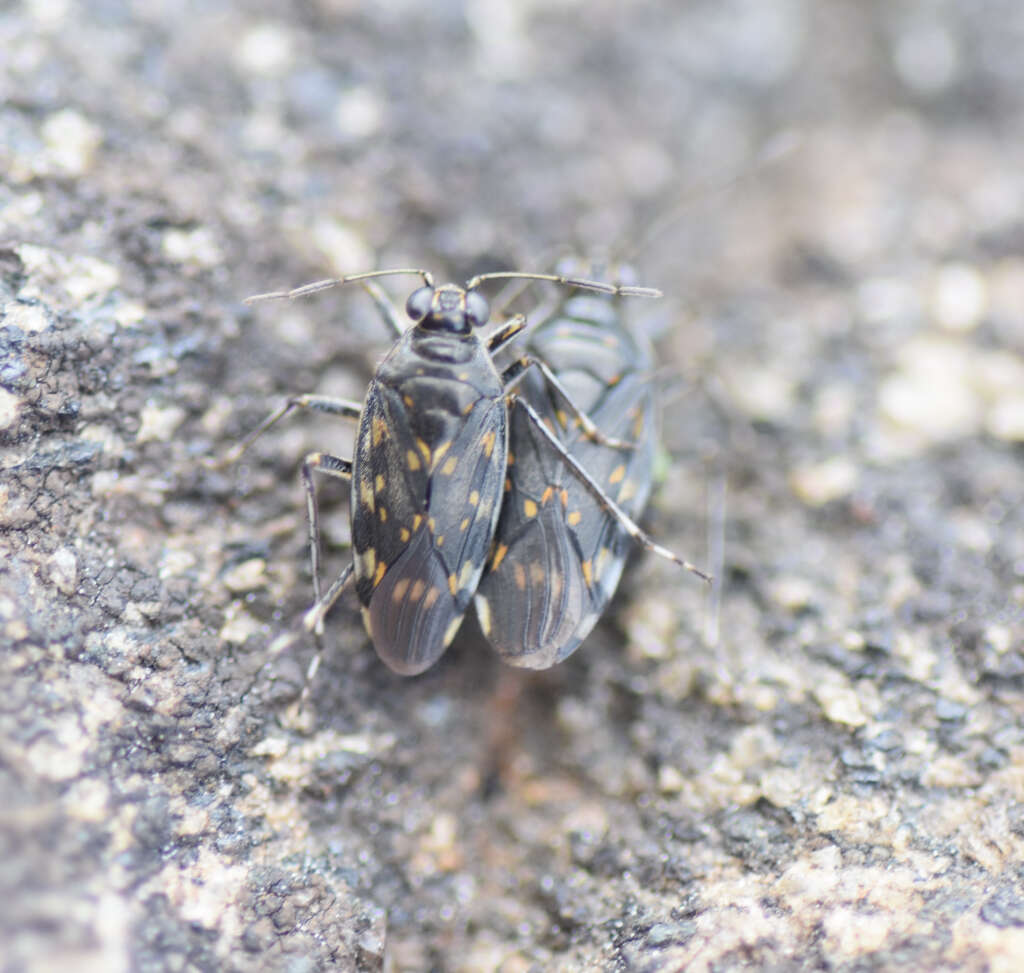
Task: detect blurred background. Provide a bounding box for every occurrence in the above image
[2,1,1023,970]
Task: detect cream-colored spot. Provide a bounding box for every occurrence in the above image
[416,438,431,464]
[410,579,425,601]
[360,480,375,512]
[392,578,410,603]
[609,464,626,485]
[443,616,462,647]
[460,517,470,531]
[441,455,458,475]
[523,498,538,518]
[428,517,436,533]
[423,587,441,610]
[549,569,564,602]
[372,416,387,445]
[476,595,492,636]
[361,607,373,637]
[436,534,445,548]
[375,473,386,493]
[406,449,421,471]
[469,490,480,506]
[617,479,637,503]
[482,430,496,457]
[360,548,377,577]
[513,563,527,591]
[567,510,582,527]
[378,506,387,522]
[459,560,476,590]
[529,561,545,584]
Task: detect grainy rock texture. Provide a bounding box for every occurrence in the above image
[2,2,1023,971]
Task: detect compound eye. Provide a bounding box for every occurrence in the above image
[406,286,433,322]
[465,290,490,328]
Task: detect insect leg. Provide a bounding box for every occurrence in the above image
[360,280,408,338]
[302,562,354,638]
[510,395,711,580]
[212,394,363,468]
[300,450,353,617]
[486,314,528,354]
[502,355,636,450]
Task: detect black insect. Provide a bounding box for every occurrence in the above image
[475,260,707,668]
[231,267,680,676]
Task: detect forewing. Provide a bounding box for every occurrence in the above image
[352,375,507,674]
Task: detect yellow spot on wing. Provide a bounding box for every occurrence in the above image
[399,526,411,542]
[410,579,425,601]
[361,548,377,577]
[617,479,637,503]
[556,409,569,429]
[513,562,527,590]
[459,560,476,590]
[581,560,593,586]
[567,510,582,526]
[448,573,458,595]
[482,430,496,457]
[373,561,387,587]
[529,561,545,584]
[379,506,387,522]
[609,464,626,485]
[361,607,373,636]
[441,455,458,475]
[416,438,431,464]
[469,490,479,506]
[412,514,423,532]
[423,586,441,610]
[392,578,410,602]
[432,440,451,471]
[540,485,554,505]
[523,498,538,518]
[460,517,470,531]
[403,394,414,408]
[375,474,386,493]
[406,449,421,471]
[491,543,509,571]
[371,416,387,446]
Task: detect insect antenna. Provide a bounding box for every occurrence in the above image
[244,268,435,304]
[465,270,662,300]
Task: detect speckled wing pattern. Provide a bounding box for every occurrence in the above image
[476,289,657,668]
[351,332,507,675]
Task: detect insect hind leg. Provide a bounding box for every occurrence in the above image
[510,395,710,580]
